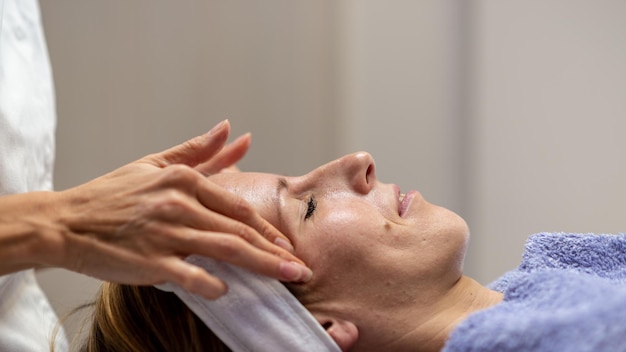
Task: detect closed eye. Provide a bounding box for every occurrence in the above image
[305,196,317,220]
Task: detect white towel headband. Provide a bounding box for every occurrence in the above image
[156,255,341,352]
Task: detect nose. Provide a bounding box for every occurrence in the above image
[336,152,376,194]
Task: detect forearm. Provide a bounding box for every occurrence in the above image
[0,191,65,275]
[0,122,309,299]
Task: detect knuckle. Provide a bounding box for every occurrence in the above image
[178,228,200,243]
[146,191,187,216]
[202,283,228,300]
[149,224,178,245]
[230,197,253,219]
[177,265,227,300]
[256,221,275,239]
[180,139,205,164]
[233,223,255,242]
[178,229,212,250]
[179,265,203,287]
[162,164,199,185]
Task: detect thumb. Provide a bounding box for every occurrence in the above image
[144,120,231,168]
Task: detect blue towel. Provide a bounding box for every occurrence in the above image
[443,232,626,352]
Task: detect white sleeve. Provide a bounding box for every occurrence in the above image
[0,0,66,350]
[0,271,68,352]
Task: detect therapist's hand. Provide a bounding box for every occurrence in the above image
[42,120,310,299]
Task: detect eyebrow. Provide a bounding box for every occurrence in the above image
[275,177,288,229]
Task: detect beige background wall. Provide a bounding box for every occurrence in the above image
[36,0,626,341]
[466,0,626,282]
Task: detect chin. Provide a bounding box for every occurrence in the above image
[433,203,469,236]
[434,205,470,267]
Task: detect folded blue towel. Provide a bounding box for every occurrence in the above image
[443,232,626,352]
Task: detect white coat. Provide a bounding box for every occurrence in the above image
[0,0,68,350]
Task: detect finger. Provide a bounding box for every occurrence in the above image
[159,257,228,299]
[148,197,300,263]
[199,216,300,263]
[188,233,313,283]
[195,179,294,249]
[143,120,231,168]
[195,133,251,175]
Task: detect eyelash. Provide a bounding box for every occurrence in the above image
[305,196,317,220]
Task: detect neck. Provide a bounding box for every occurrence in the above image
[386,275,503,352]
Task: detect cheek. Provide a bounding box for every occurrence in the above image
[412,206,469,278]
[322,209,369,238]
[301,212,410,310]
[319,206,389,251]
[305,208,394,281]
[296,207,375,265]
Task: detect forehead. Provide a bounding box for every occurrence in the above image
[208,172,281,221]
[209,171,277,198]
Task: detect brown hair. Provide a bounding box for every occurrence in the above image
[80,282,231,352]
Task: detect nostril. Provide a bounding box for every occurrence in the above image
[365,164,373,184]
[348,152,376,193]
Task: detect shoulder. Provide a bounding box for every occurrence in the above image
[445,269,626,352]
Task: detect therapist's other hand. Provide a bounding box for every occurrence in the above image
[45,120,310,299]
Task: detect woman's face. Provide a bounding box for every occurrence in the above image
[209,152,469,321]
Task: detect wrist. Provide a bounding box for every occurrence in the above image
[0,191,66,274]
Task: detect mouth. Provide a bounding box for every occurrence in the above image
[398,189,420,217]
[395,185,406,216]
[398,192,408,217]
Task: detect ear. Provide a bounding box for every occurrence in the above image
[314,313,359,352]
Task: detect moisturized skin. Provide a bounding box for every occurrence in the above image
[209,152,501,352]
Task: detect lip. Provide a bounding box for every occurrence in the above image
[393,185,402,214]
[399,190,420,218]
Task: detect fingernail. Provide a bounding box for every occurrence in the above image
[208,119,228,136]
[274,237,295,253]
[280,261,313,283]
